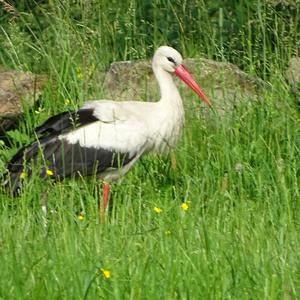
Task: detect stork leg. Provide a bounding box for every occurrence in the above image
[99,182,110,216]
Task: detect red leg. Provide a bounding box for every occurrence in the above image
[99,182,110,216]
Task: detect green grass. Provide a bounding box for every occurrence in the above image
[1,1,300,299]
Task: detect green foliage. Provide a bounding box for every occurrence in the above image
[0,0,300,299]
[1,0,300,74]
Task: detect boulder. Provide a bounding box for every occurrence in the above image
[0,69,46,134]
[103,58,267,115]
[285,57,300,106]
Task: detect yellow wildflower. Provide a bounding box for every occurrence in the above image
[64,98,70,106]
[100,268,111,279]
[20,171,26,180]
[181,202,189,211]
[46,169,53,176]
[153,207,162,214]
[78,212,84,221]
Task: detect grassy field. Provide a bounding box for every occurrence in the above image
[1,1,300,299]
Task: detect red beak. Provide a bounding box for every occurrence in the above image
[175,64,211,106]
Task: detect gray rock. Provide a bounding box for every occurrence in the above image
[0,69,46,133]
[103,58,266,116]
[285,57,300,106]
[103,60,154,101]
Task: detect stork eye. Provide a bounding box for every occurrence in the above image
[167,57,175,64]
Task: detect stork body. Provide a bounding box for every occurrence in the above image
[5,46,210,214]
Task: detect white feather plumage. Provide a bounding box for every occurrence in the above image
[61,60,185,162]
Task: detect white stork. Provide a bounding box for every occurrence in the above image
[5,46,210,214]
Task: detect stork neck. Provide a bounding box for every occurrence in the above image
[153,65,181,103]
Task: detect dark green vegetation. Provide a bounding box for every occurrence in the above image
[0,1,300,299]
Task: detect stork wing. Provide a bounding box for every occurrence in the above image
[6,104,149,192]
[7,108,99,172]
[35,108,98,136]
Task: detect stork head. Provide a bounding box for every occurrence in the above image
[153,46,211,106]
[152,46,183,72]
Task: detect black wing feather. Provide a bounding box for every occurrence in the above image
[4,108,136,194]
[35,109,98,135]
[7,108,98,170]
